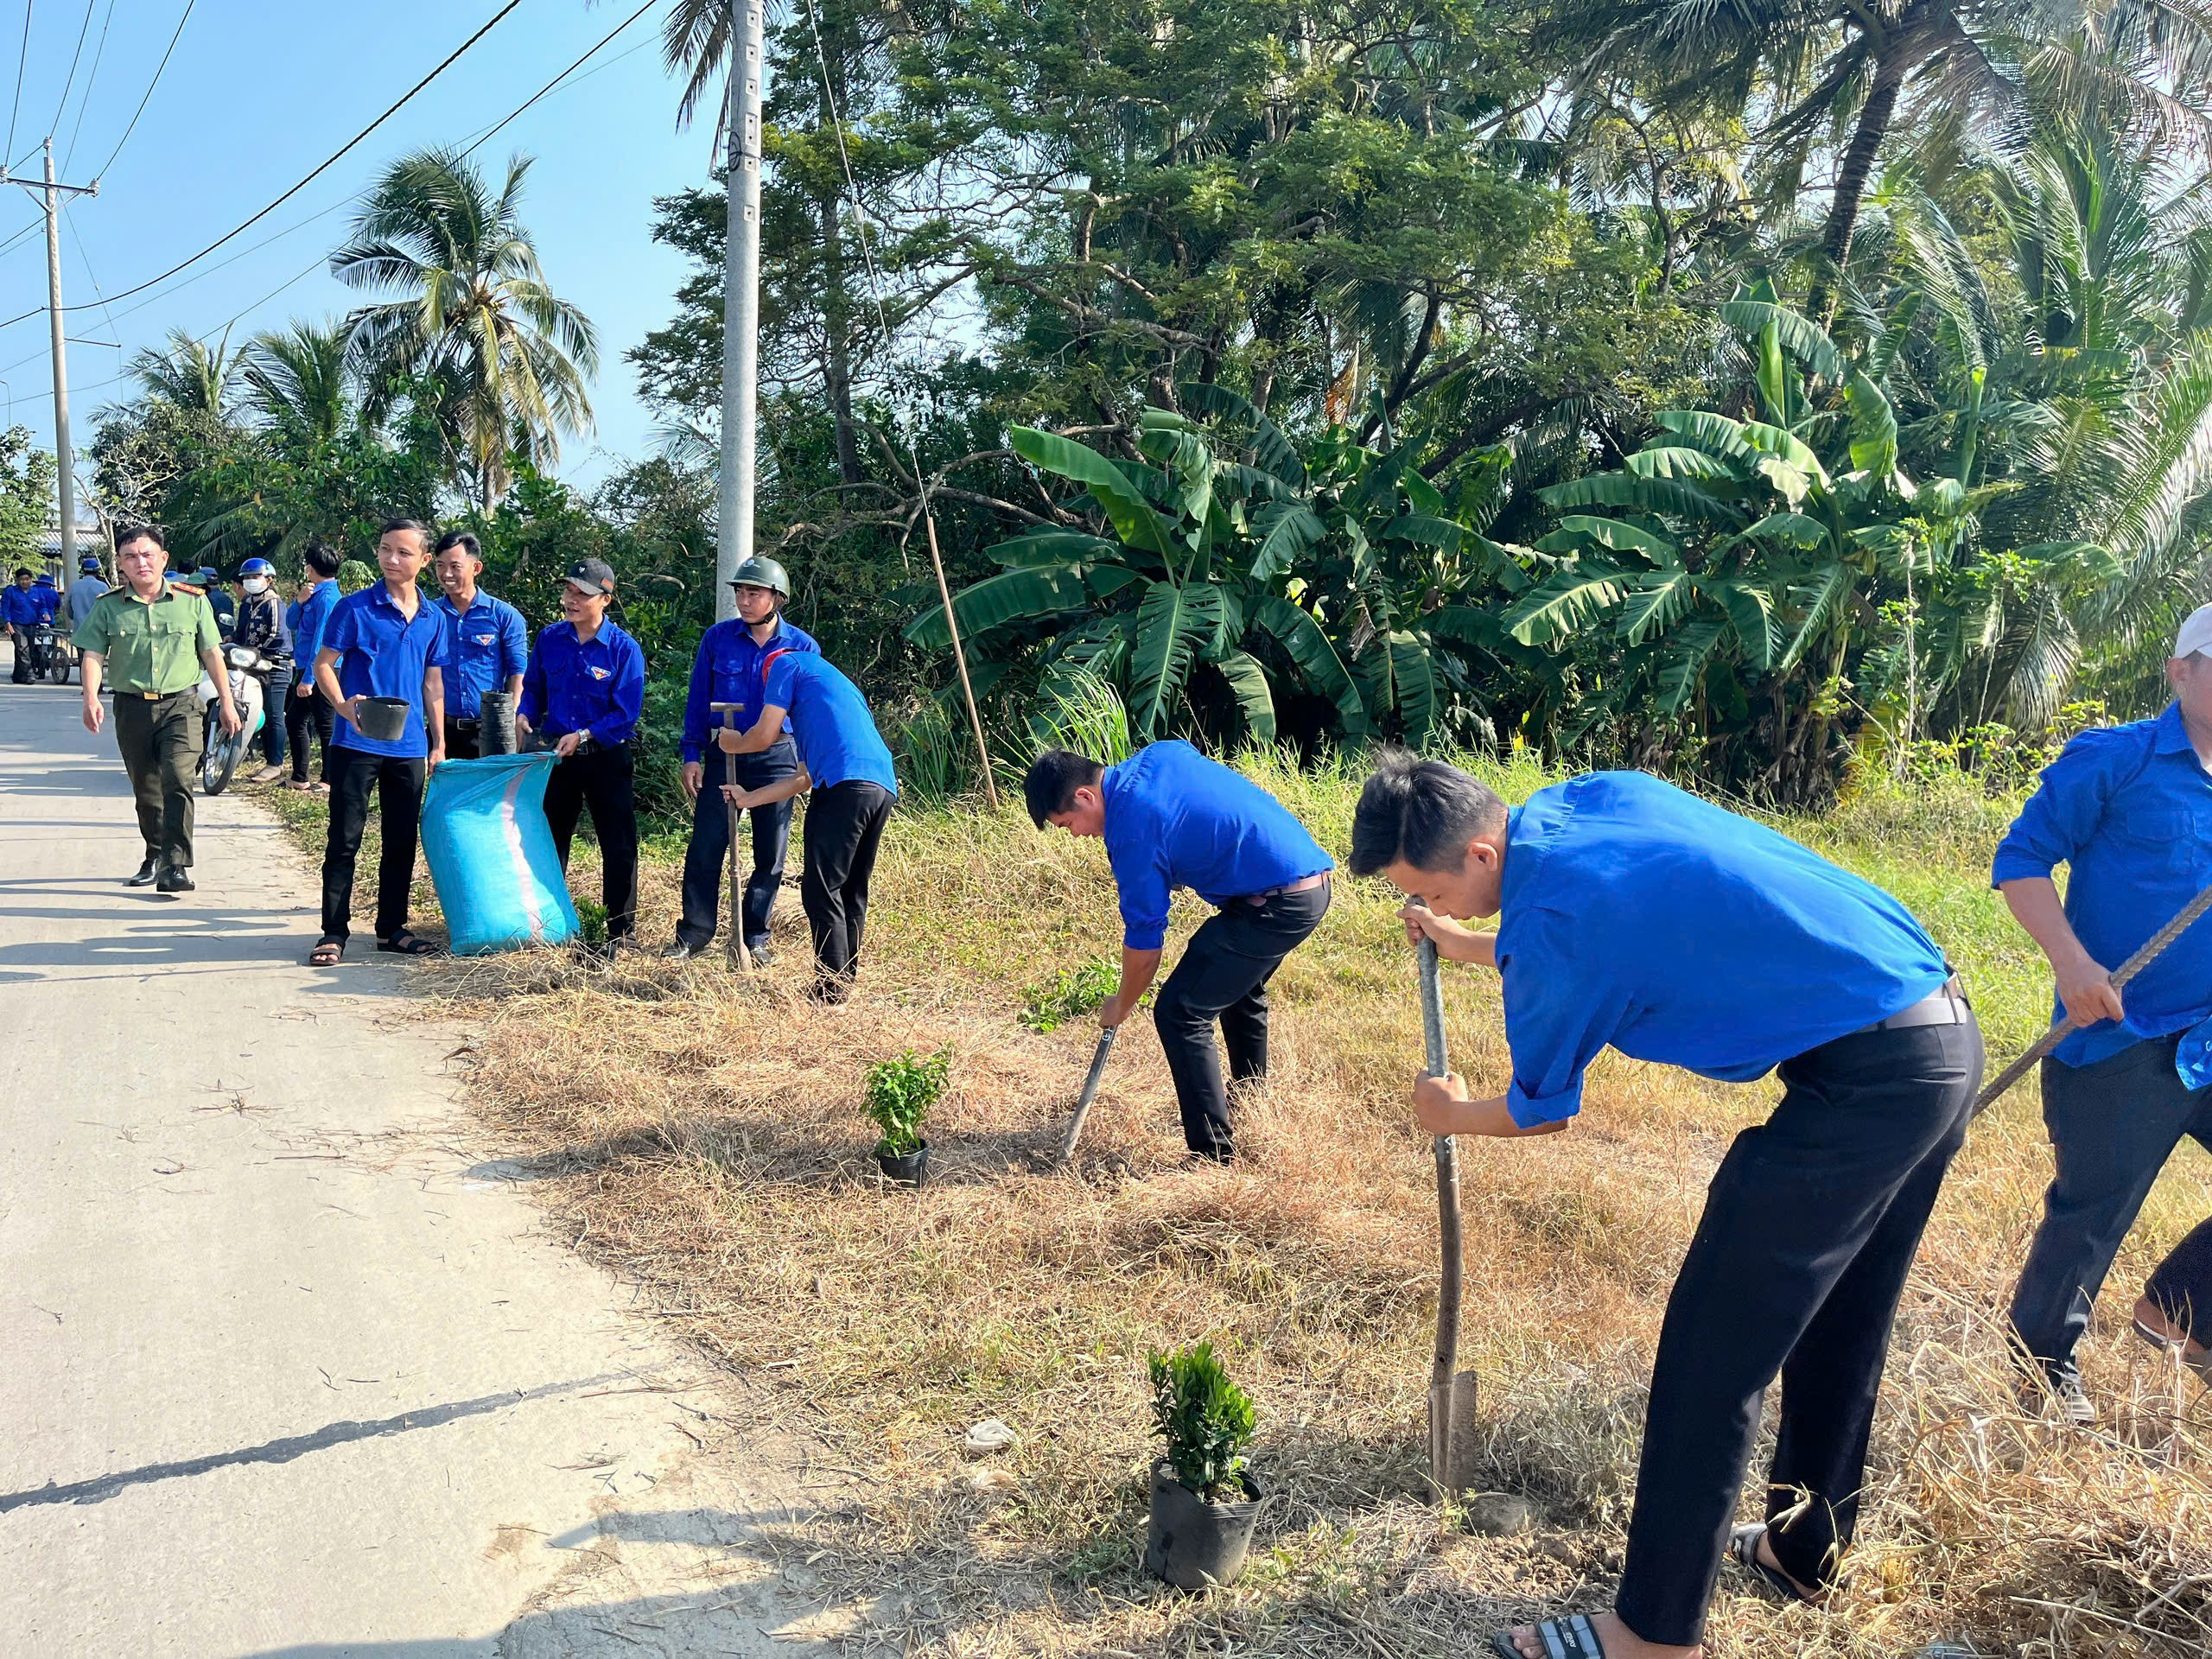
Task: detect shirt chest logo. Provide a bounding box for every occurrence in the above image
[473,632,495,646]
[588,664,611,681]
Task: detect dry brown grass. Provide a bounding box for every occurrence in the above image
[383,760,2212,1657]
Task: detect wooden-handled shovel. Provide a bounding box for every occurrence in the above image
[1419,938,1478,1500]
[711,702,753,974]
[1057,1025,1119,1164]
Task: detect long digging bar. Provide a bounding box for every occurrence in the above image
[712,703,754,974]
[1418,938,1473,1501]
[1974,879,2212,1116]
[1057,1025,1119,1164]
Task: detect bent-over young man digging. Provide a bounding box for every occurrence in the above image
[1348,752,1980,1659]
[1027,742,1332,1166]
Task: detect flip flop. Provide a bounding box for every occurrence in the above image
[1489,1614,1606,1659]
[308,938,345,967]
[1728,1523,1827,1605]
[377,932,443,958]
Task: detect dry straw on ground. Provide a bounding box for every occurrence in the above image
[378,759,2212,1656]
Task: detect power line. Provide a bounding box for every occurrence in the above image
[5,2,32,166]
[47,0,92,138]
[59,0,112,173]
[464,0,656,156]
[88,0,190,183]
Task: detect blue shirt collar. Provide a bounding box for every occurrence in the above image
[2156,701,2195,755]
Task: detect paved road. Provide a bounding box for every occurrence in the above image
[0,677,825,1656]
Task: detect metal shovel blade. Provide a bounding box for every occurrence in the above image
[1057,1026,1119,1164]
[1427,1369,1482,1499]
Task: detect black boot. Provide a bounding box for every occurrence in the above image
[127,855,159,887]
[156,865,195,894]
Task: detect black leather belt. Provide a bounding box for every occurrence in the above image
[1859,976,1971,1034]
[1240,872,1331,906]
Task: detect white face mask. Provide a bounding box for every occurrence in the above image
[243,576,270,594]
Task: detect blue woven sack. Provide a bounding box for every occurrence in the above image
[420,752,580,955]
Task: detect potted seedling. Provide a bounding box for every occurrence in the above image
[1142,1341,1264,1590]
[864,1046,950,1187]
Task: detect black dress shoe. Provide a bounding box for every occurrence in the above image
[127,856,159,887]
[155,866,195,893]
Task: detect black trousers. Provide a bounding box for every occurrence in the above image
[9,622,35,682]
[800,779,893,998]
[543,742,639,939]
[321,745,427,943]
[111,690,200,868]
[677,741,798,950]
[1615,1014,1983,1649]
[2146,1211,2212,1345]
[1153,880,1332,1159]
[2010,1034,2212,1386]
[284,677,334,783]
[442,717,480,760]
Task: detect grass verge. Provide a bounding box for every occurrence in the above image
[253,756,2212,1656]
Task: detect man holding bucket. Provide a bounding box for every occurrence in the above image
[667,555,818,963]
[308,519,449,966]
[429,531,528,759]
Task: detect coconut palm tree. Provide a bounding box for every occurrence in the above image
[239,321,355,442]
[128,326,244,417]
[331,147,597,510]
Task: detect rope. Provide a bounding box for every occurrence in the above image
[1974,880,2212,1113]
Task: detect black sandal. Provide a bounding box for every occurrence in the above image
[308,938,345,967]
[1489,1614,1606,1659]
[1728,1523,1826,1604]
[377,932,443,957]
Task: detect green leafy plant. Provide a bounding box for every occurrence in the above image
[1018,958,1121,1033]
[863,1046,951,1159]
[573,896,608,949]
[1147,1341,1256,1502]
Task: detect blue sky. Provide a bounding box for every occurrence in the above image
[0,0,715,499]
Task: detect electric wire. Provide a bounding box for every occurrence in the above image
[88,0,191,183]
[5,1,33,167]
[59,0,113,172]
[46,0,92,140]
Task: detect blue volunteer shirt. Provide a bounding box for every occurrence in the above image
[431,590,531,721]
[323,583,452,760]
[761,649,897,795]
[290,580,339,673]
[1,584,36,625]
[682,615,820,762]
[29,579,59,621]
[1100,741,1335,952]
[1496,772,1949,1128]
[1992,703,2212,1069]
[520,620,645,747]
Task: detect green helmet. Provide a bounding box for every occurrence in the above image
[730,555,790,599]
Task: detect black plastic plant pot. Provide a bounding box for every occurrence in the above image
[874,1139,929,1187]
[353,696,411,744]
[1143,1460,1264,1591]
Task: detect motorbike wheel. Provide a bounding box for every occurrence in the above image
[201,713,243,795]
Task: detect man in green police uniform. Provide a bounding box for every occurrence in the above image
[73,524,240,894]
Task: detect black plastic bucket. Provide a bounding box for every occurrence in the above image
[353,696,410,744]
[874,1140,930,1187]
[478,690,518,755]
[1144,1461,1264,1590]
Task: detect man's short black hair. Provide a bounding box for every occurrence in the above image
[113,523,167,554]
[378,517,431,548]
[1348,750,1510,876]
[11,567,29,579]
[434,530,481,561]
[303,543,341,578]
[1024,748,1106,829]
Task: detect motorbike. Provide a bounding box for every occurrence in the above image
[196,641,281,795]
[30,620,70,684]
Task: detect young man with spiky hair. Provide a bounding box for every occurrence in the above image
[1347,753,1979,1659]
[1026,743,1332,1165]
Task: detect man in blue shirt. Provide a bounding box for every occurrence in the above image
[720,646,896,1001]
[1025,741,1334,1163]
[4,568,37,682]
[309,519,450,965]
[284,544,341,790]
[66,554,108,630]
[518,558,646,949]
[670,556,819,963]
[1995,602,2212,1423]
[1349,756,1978,1659]
[429,531,528,759]
[29,570,59,621]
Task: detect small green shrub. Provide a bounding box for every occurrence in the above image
[573,896,609,948]
[863,1046,952,1158]
[894,700,967,804]
[1147,1341,1255,1501]
[1018,958,1121,1032]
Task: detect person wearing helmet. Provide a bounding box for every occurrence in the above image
[194,565,237,636]
[667,555,819,962]
[67,553,109,632]
[232,556,291,782]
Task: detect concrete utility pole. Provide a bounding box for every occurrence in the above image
[0,142,98,573]
[715,0,767,622]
